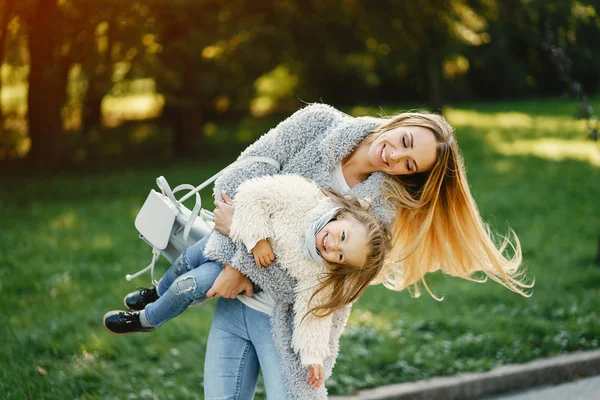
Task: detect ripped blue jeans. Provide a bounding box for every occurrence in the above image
[144,234,223,327]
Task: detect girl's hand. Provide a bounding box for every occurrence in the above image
[252,239,275,267]
[213,192,235,236]
[206,264,254,298]
[307,364,323,388]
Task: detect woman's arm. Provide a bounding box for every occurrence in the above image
[213,104,341,202]
[205,106,340,248]
[205,105,342,299]
[206,264,254,298]
[204,192,253,298]
[229,175,323,246]
[210,174,323,301]
[213,192,234,236]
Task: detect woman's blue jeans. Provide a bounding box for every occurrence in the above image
[143,235,288,399]
[144,234,223,328]
[204,298,289,400]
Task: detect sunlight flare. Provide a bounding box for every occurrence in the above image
[492,138,600,166]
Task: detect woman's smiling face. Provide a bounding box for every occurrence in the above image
[368,125,438,175]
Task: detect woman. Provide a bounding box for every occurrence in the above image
[158,104,528,399]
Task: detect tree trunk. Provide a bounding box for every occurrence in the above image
[0,0,17,128]
[27,0,66,168]
[161,66,205,158]
[161,96,204,158]
[81,76,106,132]
[81,20,113,133]
[426,52,444,112]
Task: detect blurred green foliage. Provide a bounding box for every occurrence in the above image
[0,0,599,167]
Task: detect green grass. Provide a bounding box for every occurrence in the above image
[1,96,600,399]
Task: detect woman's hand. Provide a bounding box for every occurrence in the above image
[307,364,323,388]
[252,239,275,267]
[206,264,254,298]
[213,192,235,236]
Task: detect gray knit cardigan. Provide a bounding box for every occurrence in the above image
[204,103,393,399]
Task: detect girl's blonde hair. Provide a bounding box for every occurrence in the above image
[372,112,532,298]
[307,191,391,319]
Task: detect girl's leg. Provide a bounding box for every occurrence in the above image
[144,259,223,328]
[246,307,289,399]
[204,298,260,400]
[157,233,214,296]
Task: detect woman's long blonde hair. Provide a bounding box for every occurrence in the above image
[371,112,532,298]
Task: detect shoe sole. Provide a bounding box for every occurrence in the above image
[102,310,155,336]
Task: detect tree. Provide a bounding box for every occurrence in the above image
[0,0,17,128]
[26,0,69,167]
[149,0,289,157]
[18,0,151,165]
[73,2,153,133]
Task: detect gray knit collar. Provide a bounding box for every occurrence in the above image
[319,114,383,170]
[280,107,394,224]
[318,113,390,208]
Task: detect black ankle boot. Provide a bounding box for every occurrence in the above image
[103,311,155,335]
[124,287,159,311]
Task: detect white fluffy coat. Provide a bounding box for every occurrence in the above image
[230,174,341,367]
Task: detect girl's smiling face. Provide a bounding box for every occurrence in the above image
[315,216,368,267]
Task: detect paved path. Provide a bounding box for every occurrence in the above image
[330,350,600,400]
[482,374,600,400]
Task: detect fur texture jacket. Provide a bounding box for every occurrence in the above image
[204,103,393,399]
[231,174,350,368]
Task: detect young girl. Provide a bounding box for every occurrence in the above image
[103,174,389,387]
